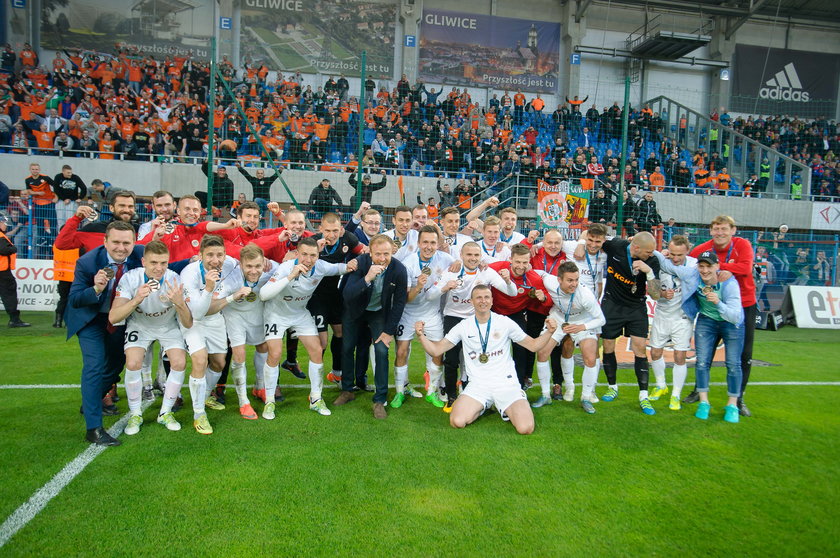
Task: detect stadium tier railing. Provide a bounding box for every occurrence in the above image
[645,96,812,199]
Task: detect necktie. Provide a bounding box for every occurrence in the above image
[106,263,125,334]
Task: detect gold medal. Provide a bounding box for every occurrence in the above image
[102,267,115,280]
[702,286,713,295]
[479,353,489,363]
[562,322,570,328]
[245,292,258,302]
[421,267,432,276]
[528,288,537,298]
[393,239,402,250]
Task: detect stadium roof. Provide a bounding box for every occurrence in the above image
[600,0,840,26]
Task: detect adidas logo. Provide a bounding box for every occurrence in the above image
[760,63,810,102]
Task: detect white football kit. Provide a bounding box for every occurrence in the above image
[433,266,518,319]
[562,240,607,299]
[383,228,419,261]
[444,312,528,416]
[396,250,454,341]
[180,256,239,355]
[115,268,186,352]
[650,255,697,351]
[538,273,606,345]
[221,260,279,347]
[478,240,511,265]
[259,259,346,340]
[443,233,475,258]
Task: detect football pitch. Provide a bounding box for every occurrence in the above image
[0,314,838,556]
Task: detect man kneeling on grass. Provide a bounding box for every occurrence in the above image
[414,284,557,435]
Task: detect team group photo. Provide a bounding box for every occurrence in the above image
[0,0,837,555]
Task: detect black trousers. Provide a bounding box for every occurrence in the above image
[342,310,390,404]
[508,310,531,387]
[0,269,19,319]
[525,310,565,384]
[443,315,463,401]
[56,279,71,318]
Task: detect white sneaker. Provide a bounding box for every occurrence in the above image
[263,402,276,420]
[156,411,181,431]
[309,398,332,416]
[563,384,576,402]
[586,392,600,403]
[125,414,143,435]
[406,385,423,398]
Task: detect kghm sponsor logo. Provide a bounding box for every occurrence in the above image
[760,63,810,102]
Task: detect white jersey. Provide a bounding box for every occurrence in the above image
[401,250,454,318]
[499,230,525,245]
[444,312,527,384]
[562,240,606,298]
[260,259,346,316]
[180,256,239,326]
[654,255,697,318]
[443,233,475,258]
[114,268,184,331]
[384,228,419,260]
[433,266,518,318]
[221,260,279,319]
[478,240,511,265]
[539,273,606,331]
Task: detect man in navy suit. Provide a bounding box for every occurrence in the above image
[334,234,407,419]
[67,221,144,446]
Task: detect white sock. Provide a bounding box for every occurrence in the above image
[581,363,599,398]
[369,345,376,375]
[125,369,142,414]
[309,361,324,401]
[189,376,206,418]
[231,361,249,407]
[536,360,551,397]
[395,365,408,391]
[155,354,167,388]
[639,389,649,401]
[426,360,443,395]
[140,350,153,387]
[651,357,667,389]
[254,351,267,390]
[263,364,280,403]
[205,367,222,393]
[561,356,575,388]
[159,369,184,415]
[609,384,618,390]
[672,363,688,399]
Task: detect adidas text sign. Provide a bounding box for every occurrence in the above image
[759,63,811,102]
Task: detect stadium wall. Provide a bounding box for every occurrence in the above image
[0,153,819,229]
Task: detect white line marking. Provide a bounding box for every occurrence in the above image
[0,400,152,548]
[1,382,839,390]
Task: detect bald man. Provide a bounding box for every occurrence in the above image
[597,231,661,415]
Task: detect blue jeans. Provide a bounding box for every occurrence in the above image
[694,314,744,397]
[342,310,390,404]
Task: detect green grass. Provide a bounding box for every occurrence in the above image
[269,44,314,71]
[1,313,838,556]
[252,27,282,45]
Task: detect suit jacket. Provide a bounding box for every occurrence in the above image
[66,244,144,339]
[342,253,407,336]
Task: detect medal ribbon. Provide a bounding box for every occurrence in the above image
[543,252,561,276]
[475,315,491,360]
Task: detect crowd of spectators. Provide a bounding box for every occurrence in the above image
[2,41,837,210]
[710,108,839,200]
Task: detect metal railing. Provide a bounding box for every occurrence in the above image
[644,96,813,198]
